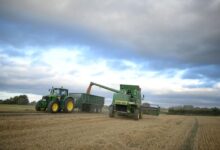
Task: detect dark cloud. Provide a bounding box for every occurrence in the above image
[183,82,215,89]
[1,0,219,66]
[0,17,136,61]
[182,65,220,81]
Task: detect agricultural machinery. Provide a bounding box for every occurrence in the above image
[35,87,104,113]
[35,87,75,113]
[87,82,143,120]
[70,93,104,112]
[141,103,160,116]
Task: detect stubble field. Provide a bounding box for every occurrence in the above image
[0,112,219,150]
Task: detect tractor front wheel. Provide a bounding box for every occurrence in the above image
[48,101,60,113]
[64,98,74,113]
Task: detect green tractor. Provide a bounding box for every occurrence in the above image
[87,82,143,120]
[35,87,75,113]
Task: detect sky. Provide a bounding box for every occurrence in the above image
[0,0,220,107]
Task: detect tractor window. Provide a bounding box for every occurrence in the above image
[53,89,60,95]
[61,90,67,96]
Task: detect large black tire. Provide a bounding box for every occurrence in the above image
[109,105,115,117]
[134,109,140,120]
[35,102,40,111]
[64,98,74,113]
[48,101,60,113]
[139,108,143,119]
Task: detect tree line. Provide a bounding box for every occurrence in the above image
[168,105,220,116]
[0,95,30,105]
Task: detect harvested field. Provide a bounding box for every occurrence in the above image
[195,116,220,150]
[0,113,219,150]
[0,104,35,113]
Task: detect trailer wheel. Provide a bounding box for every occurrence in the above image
[48,101,60,113]
[64,98,74,113]
[134,109,140,120]
[35,102,40,111]
[109,105,115,117]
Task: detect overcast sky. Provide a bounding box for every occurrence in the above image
[0,0,220,107]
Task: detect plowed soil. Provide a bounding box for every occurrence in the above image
[0,113,219,150]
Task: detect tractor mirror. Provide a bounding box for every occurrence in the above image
[143,95,145,98]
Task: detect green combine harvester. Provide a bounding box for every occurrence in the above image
[35,87,104,113]
[87,82,143,120]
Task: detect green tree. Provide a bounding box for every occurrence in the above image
[17,95,29,105]
[0,95,29,105]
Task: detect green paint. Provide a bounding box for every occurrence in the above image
[89,82,143,120]
[36,87,104,113]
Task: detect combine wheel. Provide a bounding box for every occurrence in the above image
[64,98,74,113]
[48,101,60,113]
[109,105,115,117]
[139,108,143,119]
[134,109,140,120]
[35,102,40,111]
[96,107,99,113]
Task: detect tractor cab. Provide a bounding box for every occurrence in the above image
[50,88,68,97]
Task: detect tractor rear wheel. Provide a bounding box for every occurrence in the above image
[64,98,74,113]
[134,109,140,120]
[48,101,60,113]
